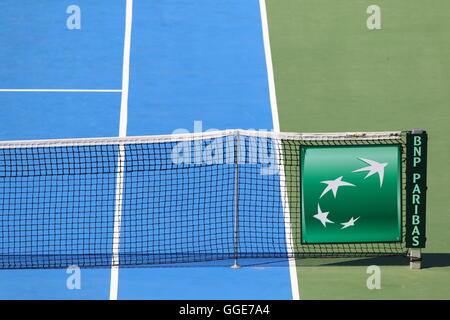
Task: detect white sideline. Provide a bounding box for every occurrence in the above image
[258,0,300,300]
[110,0,133,301]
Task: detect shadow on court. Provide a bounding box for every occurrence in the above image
[90,253,450,269]
[318,253,450,268]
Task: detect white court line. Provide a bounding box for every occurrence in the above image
[0,89,121,92]
[258,0,300,300]
[110,0,133,301]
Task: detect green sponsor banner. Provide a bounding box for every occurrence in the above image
[301,145,401,244]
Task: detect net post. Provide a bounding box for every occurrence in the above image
[409,248,422,269]
[231,131,241,269]
[405,128,427,270]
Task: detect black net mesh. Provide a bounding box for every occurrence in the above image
[0,131,408,269]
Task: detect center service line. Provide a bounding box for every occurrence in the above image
[110,0,133,301]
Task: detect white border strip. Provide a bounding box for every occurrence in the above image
[258,0,299,300]
[0,129,403,148]
[0,89,121,92]
[110,0,134,301]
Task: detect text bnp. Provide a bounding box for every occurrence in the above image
[406,131,427,248]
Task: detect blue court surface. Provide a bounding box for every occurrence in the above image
[0,1,293,299]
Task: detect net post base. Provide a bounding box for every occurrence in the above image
[409,248,422,269]
[230,262,241,269]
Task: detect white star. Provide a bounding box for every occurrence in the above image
[353,158,388,187]
[341,217,360,229]
[313,204,334,227]
[320,176,355,198]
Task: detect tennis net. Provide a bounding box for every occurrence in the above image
[0,129,414,269]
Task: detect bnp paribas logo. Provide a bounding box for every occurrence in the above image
[301,145,402,244]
